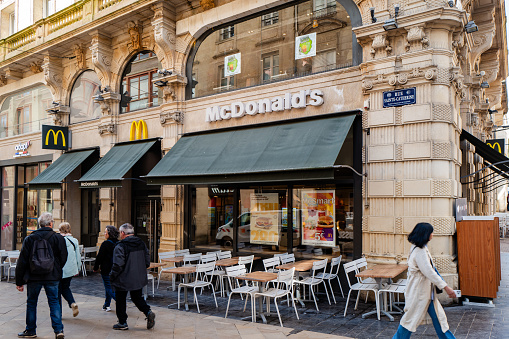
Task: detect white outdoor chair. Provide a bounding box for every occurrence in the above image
[294,258,331,311]
[6,252,19,283]
[183,253,202,267]
[157,251,176,290]
[263,257,280,273]
[178,262,218,313]
[280,254,295,265]
[144,274,156,299]
[224,265,257,319]
[218,251,232,259]
[315,255,344,303]
[343,261,380,320]
[175,249,190,257]
[0,250,8,280]
[238,255,254,273]
[253,267,299,327]
[204,253,228,296]
[354,257,377,302]
[81,246,98,275]
[378,281,406,313]
[206,251,221,258]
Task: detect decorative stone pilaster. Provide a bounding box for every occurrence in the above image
[95,91,121,117]
[46,104,70,126]
[72,44,86,70]
[370,33,392,59]
[151,3,176,71]
[42,55,64,102]
[405,25,428,52]
[89,32,113,89]
[160,111,183,125]
[98,123,116,135]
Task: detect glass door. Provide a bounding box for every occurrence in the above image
[134,197,160,262]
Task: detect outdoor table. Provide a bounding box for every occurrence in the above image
[165,266,196,310]
[276,259,324,307]
[236,271,278,323]
[215,256,261,267]
[161,256,185,264]
[148,262,166,270]
[356,264,408,321]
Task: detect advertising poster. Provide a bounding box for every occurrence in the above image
[301,190,335,247]
[224,53,241,76]
[250,193,279,245]
[295,33,317,60]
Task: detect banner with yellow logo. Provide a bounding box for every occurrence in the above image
[42,125,69,150]
[486,139,505,155]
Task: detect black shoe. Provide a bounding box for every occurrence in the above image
[18,330,37,338]
[146,310,156,329]
[113,323,129,330]
[55,331,64,339]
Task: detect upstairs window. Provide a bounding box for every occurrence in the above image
[261,12,279,27]
[219,26,235,41]
[70,71,101,124]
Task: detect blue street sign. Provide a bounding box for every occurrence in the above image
[383,87,416,108]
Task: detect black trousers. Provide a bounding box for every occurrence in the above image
[115,289,151,324]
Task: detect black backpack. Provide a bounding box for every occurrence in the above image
[30,231,55,274]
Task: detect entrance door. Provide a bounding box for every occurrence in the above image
[134,197,160,261]
[81,189,99,247]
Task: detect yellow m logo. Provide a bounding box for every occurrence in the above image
[130,120,147,141]
[45,129,66,146]
[487,142,502,154]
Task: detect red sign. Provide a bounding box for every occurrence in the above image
[1,221,12,231]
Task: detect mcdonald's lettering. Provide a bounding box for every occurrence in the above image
[486,139,505,155]
[130,120,148,141]
[42,125,69,150]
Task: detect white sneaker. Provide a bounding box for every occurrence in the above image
[103,306,111,312]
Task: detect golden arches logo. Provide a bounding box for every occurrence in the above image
[487,142,502,154]
[45,129,66,147]
[130,120,147,141]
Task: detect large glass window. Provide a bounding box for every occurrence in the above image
[0,85,52,138]
[120,51,162,113]
[190,0,353,98]
[70,71,102,124]
[1,167,15,250]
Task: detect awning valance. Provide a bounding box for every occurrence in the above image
[145,113,357,185]
[77,140,158,188]
[28,149,97,190]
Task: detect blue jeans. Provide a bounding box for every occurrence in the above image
[101,274,115,307]
[393,302,456,339]
[59,277,75,309]
[26,281,63,334]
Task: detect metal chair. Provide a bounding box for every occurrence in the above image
[343,261,380,319]
[157,251,176,290]
[6,252,19,283]
[293,258,331,311]
[224,265,257,319]
[238,255,254,273]
[178,262,218,313]
[175,249,190,257]
[183,253,202,267]
[81,246,98,276]
[315,255,344,303]
[217,251,232,259]
[263,257,280,273]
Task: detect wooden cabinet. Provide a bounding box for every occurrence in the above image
[457,217,501,299]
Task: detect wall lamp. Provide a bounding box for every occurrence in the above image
[370,7,377,23]
[488,109,498,115]
[464,21,478,34]
[480,81,490,88]
[94,93,104,101]
[154,80,168,87]
[383,4,399,31]
[157,69,172,76]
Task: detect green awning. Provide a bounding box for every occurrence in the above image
[77,140,157,188]
[28,149,97,190]
[145,114,356,185]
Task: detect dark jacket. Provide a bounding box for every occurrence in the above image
[110,235,149,291]
[93,238,118,275]
[15,227,68,286]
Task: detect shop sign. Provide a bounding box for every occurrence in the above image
[250,193,279,245]
[205,89,324,122]
[224,53,241,77]
[454,198,467,222]
[130,120,148,141]
[301,190,336,247]
[295,33,317,60]
[14,140,31,158]
[209,187,234,196]
[383,88,416,108]
[1,221,12,231]
[486,139,505,155]
[80,182,99,187]
[42,125,69,150]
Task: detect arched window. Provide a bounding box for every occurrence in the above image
[0,85,52,137]
[187,0,361,99]
[120,51,162,113]
[70,71,101,124]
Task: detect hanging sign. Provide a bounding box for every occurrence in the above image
[295,33,317,60]
[224,53,241,77]
[486,139,505,155]
[301,190,335,247]
[250,193,279,245]
[42,125,69,150]
[383,88,416,108]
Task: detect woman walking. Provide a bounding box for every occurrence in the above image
[393,222,457,339]
[59,222,81,317]
[93,225,119,311]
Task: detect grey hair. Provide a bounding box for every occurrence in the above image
[38,212,54,228]
[119,223,134,235]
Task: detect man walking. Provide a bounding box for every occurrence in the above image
[110,223,155,330]
[15,212,68,339]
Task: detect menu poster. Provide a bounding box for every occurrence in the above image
[295,33,317,60]
[224,53,241,76]
[301,190,335,247]
[250,193,279,245]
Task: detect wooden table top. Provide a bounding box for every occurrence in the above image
[276,259,323,272]
[215,256,261,267]
[163,266,196,275]
[148,262,166,269]
[236,271,278,283]
[356,264,408,279]
[161,256,184,263]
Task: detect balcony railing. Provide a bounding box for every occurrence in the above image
[313,5,337,20]
[48,1,84,34]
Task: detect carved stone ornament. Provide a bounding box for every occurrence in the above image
[0,75,7,86]
[127,21,142,52]
[371,34,391,59]
[30,62,43,74]
[153,73,187,104]
[151,5,176,70]
[89,33,113,88]
[46,104,70,126]
[98,123,116,135]
[200,0,215,10]
[72,44,86,69]
[42,55,63,100]
[160,111,183,124]
[94,91,120,116]
[361,66,437,91]
[405,26,428,52]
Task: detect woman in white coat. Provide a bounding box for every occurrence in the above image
[58,222,81,317]
[393,222,456,339]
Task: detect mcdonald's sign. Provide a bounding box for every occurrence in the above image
[486,138,505,155]
[130,120,148,141]
[42,125,69,150]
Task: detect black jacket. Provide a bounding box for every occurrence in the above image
[93,238,118,275]
[15,227,68,286]
[110,235,149,291]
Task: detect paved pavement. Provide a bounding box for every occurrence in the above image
[2,242,509,338]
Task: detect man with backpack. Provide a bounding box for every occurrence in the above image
[15,212,68,339]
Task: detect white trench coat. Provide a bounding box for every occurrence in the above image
[400,245,449,333]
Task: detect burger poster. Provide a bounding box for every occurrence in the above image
[250,193,279,245]
[224,53,241,77]
[295,33,317,60]
[301,190,335,247]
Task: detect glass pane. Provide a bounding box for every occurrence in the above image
[26,190,38,236]
[26,165,39,183]
[139,76,149,99]
[1,187,15,250]
[2,167,15,187]
[130,79,139,99]
[263,57,270,68]
[70,71,101,124]
[17,166,24,186]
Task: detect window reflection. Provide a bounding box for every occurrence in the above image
[70,71,101,124]
[190,0,352,98]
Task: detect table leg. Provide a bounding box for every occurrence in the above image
[184,274,190,311]
[360,278,394,321]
